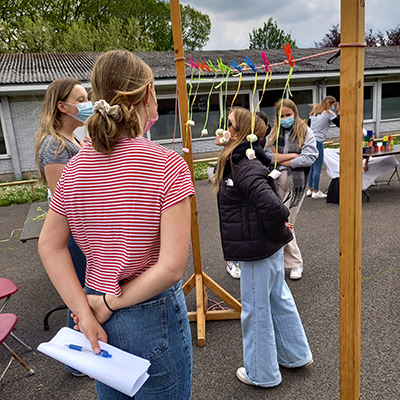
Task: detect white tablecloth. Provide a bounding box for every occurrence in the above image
[323,148,399,190]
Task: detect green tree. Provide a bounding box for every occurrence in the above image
[249,18,297,50]
[180,4,211,51]
[0,15,57,53]
[0,0,211,53]
[56,17,154,53]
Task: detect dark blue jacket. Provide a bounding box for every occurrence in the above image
[217,141,293,261]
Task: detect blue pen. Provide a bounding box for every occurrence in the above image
[65,344,112,358]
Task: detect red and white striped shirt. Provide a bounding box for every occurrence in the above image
[50,137,195,296]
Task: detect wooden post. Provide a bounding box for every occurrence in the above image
[170,0,241,346]
[339,0,365,398]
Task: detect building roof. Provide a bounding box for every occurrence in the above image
[0,46,400,85]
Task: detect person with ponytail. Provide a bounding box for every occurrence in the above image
[214,107,312,388]
[35,77,91,376]
[265,99,318,280]
[38,50,194,399]
[306,95,340,198]
[214,111,270,280]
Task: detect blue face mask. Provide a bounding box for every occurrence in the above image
[331,106,336,111]
[65,101,94,123]
[280,116,295,129]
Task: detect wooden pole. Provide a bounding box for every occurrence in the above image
[169,0,241,347]
[339,0,365,398]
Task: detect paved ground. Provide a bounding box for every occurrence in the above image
[1,162,400,400]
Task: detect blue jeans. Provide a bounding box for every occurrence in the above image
[240,248,312,387]
[308,141,325,191]
[67,235,86,330]
[66,235,87,375]
[85,282,192,400]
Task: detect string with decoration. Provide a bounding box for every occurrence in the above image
[200,61,219,137]
[179,46,339,158]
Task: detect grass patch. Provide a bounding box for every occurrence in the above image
[193,162,210,181]
[0,181,48,207]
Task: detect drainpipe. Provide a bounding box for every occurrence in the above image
[1,96,22,180]
[375,79,382,138]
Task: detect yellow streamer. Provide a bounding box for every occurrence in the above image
[249,71,259,152]
[0,207,47,249]
[274,66,294,170]
[229,72,242,112]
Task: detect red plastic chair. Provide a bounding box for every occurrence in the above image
[0,313,34,382]
[0,278,32,351]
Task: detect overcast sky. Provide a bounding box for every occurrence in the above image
[181,0,399,50]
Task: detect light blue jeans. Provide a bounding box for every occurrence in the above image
[240,248,312,387]
[67,235,86,330]
[308,141,325,191]
[85,282,192,400]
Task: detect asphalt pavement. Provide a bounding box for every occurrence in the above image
[1,162,400,400]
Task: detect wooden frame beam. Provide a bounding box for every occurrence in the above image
[340,0,365,398]
[170,0,241,347]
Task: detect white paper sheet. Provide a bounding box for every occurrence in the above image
[38,327,150,397]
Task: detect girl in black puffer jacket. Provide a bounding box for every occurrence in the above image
[213,107,312,388]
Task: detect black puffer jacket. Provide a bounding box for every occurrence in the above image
[217,141,293,261]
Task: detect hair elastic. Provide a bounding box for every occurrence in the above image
[103,293,115,313]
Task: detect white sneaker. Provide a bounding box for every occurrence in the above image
[290,267,303,280]
[227,261,241,279]
[303,359,314,367]
[306,189,313,197]
[311,190,327,199]
[236,367,256,386]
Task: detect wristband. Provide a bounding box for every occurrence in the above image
[103,293,115,313]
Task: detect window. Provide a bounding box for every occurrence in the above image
[326,85,374,120]
[258,89,283,123]
[187,93,220,139]
[290,89,313,120]
[381,82,400,120]
[259,88,313,122]
[227,93,250,110]
[364,86,373,120]
[148,97,181,141]
[326,86,340,103]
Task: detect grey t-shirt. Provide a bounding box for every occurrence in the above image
[39,135,81,174]
[309,111,336,142]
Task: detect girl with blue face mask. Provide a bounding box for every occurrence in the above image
[64,100,94,123]
[35,79,90,194]
[307,96,340,199]
[35,78,89,377]
[265,99,318,280]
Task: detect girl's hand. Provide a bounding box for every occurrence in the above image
[285,222,294,231]
[86,294,114,325]
[71,294,113,329]
[70,310,108,353]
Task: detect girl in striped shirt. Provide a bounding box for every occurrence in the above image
[39,50,194,400]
